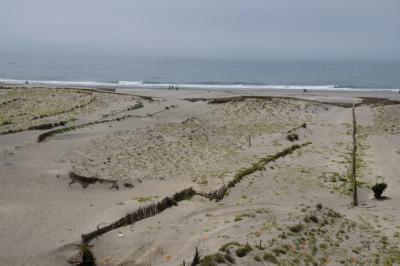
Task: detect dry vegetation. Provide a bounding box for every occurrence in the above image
[70,98,318,190]
[199,205,400,266]
[2,87,400,266]
[0,87,140,134]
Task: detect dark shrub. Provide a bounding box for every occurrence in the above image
[235,244,252,257]
[289,224,304,233]
[79,244,95,266]
[372,182,387,199]
[200,256,217,266]
[264,253,278,264]
[287,133,299,142]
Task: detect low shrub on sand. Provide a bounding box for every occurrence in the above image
[372,181,387,199]
[235,244,253,257]
[264,252,278,264]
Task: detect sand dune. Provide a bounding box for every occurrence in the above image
[1,86,400,265]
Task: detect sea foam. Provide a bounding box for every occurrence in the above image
[0,78,398,92]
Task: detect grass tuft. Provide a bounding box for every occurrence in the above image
[235,244,253,257]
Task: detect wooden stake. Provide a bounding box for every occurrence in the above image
[352,104,358,206]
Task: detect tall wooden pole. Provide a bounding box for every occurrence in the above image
[352,104,358,206]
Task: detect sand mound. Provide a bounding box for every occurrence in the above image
[198,205,400,265]
[0,87,139,134]
[70,98,317,190]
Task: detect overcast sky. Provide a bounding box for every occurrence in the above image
[1,0,400,59]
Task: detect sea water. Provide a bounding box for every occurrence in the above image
[1,52,399,91]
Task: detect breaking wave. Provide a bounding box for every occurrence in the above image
[0,78,398,92]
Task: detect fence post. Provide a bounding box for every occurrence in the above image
[352,104,358,206]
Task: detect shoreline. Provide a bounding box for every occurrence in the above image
[1,81,399,93]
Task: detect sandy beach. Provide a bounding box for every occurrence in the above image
[1,85,400,266]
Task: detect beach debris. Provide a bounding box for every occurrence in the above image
[286,133,299,142]
[123,182,134,188]
[27,121,67,130]
[68,172,119,189]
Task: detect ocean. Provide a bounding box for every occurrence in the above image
[1,53,399,92]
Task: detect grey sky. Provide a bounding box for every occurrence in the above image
[1,0,400,59]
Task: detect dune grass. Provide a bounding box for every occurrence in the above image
[227,142,311,189]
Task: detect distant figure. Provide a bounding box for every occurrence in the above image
[303,88,308,93]
[25,80,29,84]
[175,85,178,90]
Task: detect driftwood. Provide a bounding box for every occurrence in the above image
[208,96,272,104]
[358,97,400,107]
[69,172,119,189]
[184,96,272,104]
[27,121,67,130]
[0,121,68,135]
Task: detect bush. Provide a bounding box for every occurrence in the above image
[235,244,252,257]
[372,182,387,199]
[200,256,217,266]
[80,244,95,266]
[213,253,226,263]
[264,253,278,264]
[289,224,304,233]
